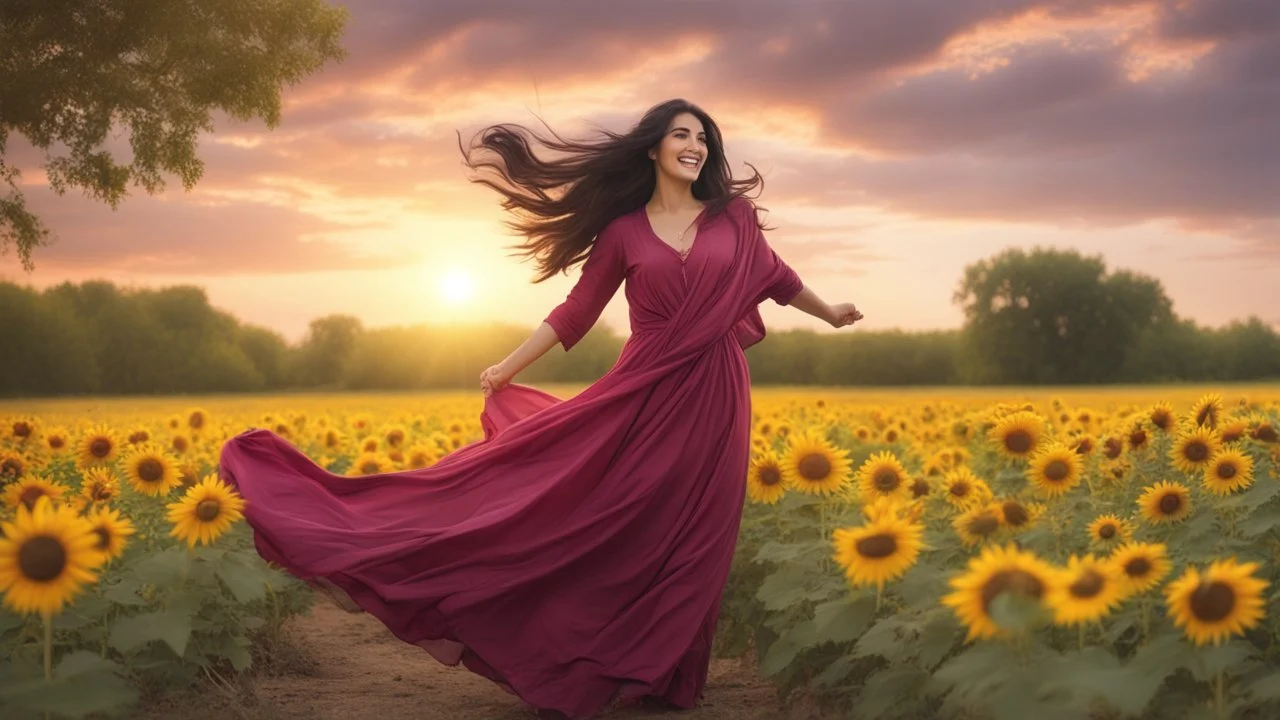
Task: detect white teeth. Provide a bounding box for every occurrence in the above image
[679,158,699,166]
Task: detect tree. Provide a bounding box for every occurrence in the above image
[953,247,1175,384]
[0,0,348,268]
[294,314,363,387]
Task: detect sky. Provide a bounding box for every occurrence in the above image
[3,0,1278,343]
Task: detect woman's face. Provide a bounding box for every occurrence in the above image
[650,112,707,184]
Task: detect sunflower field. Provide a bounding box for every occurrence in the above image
[2,386,1279,719]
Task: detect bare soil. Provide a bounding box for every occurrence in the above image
[139,595,829,720]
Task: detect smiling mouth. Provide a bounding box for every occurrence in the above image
[678,157,700,169]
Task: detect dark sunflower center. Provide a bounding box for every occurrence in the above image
[173,437,189,452]
[1252,425,1278,443]
[1215,462,1237,480]
[189,413,205,429]
[90,439,112,458]
[1073,439,1093,455]
[137,458,164,483]
[129,431,149,444]
[18,535,67,582]
[1222,429,1242,443]
[980,570,1045,613]
[1184,442,1208,462]
[1189,581,1234,623]
[1196,407,1216,427]
[48,437,65,449]
[855,534,898,559]
[1159,493,1183,514]
[759,467,782,487]
[1152,412,1171,430]
[18,486,48,510]
[1068,570,1106,599]
[360,462,380,474]
[1124,557,1152,578]
[1099,524,1116,539]
[14,422,32,438]
[196,500,222,522]
[968,513,1000,536]
[2,459,24,480]
[90,483,113,501]
[950,481,970,497]
[1129,430,1147,447]
[874,469,900,491]
[1043,460,1070,482]
[1104,439,1123,459]
[798,454,831,481]
[93,527,111,550]
[910,478,930,498]
[1004,431,1032,454]
[1002,502,1029,527]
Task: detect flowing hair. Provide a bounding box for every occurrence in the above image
[457,98,771,283]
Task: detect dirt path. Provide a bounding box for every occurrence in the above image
[146,596,818,720]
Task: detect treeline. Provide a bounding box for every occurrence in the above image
[2,247,1278,396]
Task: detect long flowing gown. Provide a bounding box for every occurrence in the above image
[217,195,805,719]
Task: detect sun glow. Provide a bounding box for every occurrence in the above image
[439,268,477,305]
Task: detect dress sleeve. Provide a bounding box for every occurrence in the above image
[738,199,804,306]
[542,221,627,351]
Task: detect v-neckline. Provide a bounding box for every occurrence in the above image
[642,203,707,262]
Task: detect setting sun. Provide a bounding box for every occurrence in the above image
[439,268,477,305]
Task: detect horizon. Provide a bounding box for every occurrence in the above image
[3,0,1277,344]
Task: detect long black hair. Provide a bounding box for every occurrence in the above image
[457,98,770,282]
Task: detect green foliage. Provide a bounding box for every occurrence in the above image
[0,0,349,268]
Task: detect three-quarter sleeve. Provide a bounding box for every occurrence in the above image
[735,198,804,306]
[542,221,627,351]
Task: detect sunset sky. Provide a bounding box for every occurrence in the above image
[3,0,1277,343]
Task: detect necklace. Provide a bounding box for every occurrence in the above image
[648,204,705,259]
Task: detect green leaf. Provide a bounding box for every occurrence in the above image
[852,617,900,660]
[108,608,194,658]
[1190,639,1256,681]
[758,620,816,677]
[858,666,930,720]
[812,654,857,688]
[916,612,961,670]
[988,591,1050,636]
[1245,669,1280,701]
[215,553,267,603]
[0,651,136,719]
[101,579,148,606]
[811,593,876,645]
[753,540,810,564]
[131,547,192,586]
[756,565,811,611]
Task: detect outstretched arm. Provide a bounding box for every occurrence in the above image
[786,286,863,328]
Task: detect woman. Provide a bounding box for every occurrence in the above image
[218,99,862,720]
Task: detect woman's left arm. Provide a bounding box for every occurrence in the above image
[787,286,863,328]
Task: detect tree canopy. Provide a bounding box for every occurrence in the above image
[0,0,348,269]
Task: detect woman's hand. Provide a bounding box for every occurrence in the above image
[827,303,864,328]
[480,363,514,397]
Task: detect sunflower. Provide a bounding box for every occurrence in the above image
[855,451,911,502]
[1102,436,1125,460]
[1109,542,1171,597]
[953,503,1003,547]
[747,451,787,505]
[0,497,102,616]
[78,467,121,506]
[1249,418,1278,444]
[347,452,392,477]
[1202,449,1254,496]
[1189,393,1222,430]
[1086,515,1131,548]
[169,432,192,456]
[1170,427,1222,474]
[987,411,1045,459]
[76,424,120,468]
[942,543,1058,641]
[1165,558,1267,646]
[909,476,932,499]
[1127,424,1150,452]
[996,498,1042,534]
[1137,481,1192,524]
[382,424,408,449]
[780,432,852,496]
[1046,554,1125,626]
[84,506,136,562]
[832,513,924,590]
[166,474,247,548]
[360,436,380,454]
[1219,419,1248,445]
[404,443,438,470]
[1026,442,1083,498]
[1,451,30,485]
[1148,402,1175,433]
[125,428,151,446]
[321,428,345,451]
[42,426,71,455]
[2,474,70,512]
[186,407,210,433]
[1069,435,1096,456]
[941,467,989,510]
[122,444,182,497]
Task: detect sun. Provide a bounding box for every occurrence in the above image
[439,268,476,304]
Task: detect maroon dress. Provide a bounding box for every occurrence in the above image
[218,196,805,719]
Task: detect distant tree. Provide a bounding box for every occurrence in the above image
[295,314,363,387]
[0,0,348,269]
[953,247,1175,384]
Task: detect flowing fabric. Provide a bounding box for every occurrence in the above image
[218,196,804,719]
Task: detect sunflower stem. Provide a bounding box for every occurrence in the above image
[1140,597,1151,645]
[1078,624,1084,650]
[43,613,52,681]
[1213,669,1225,720]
